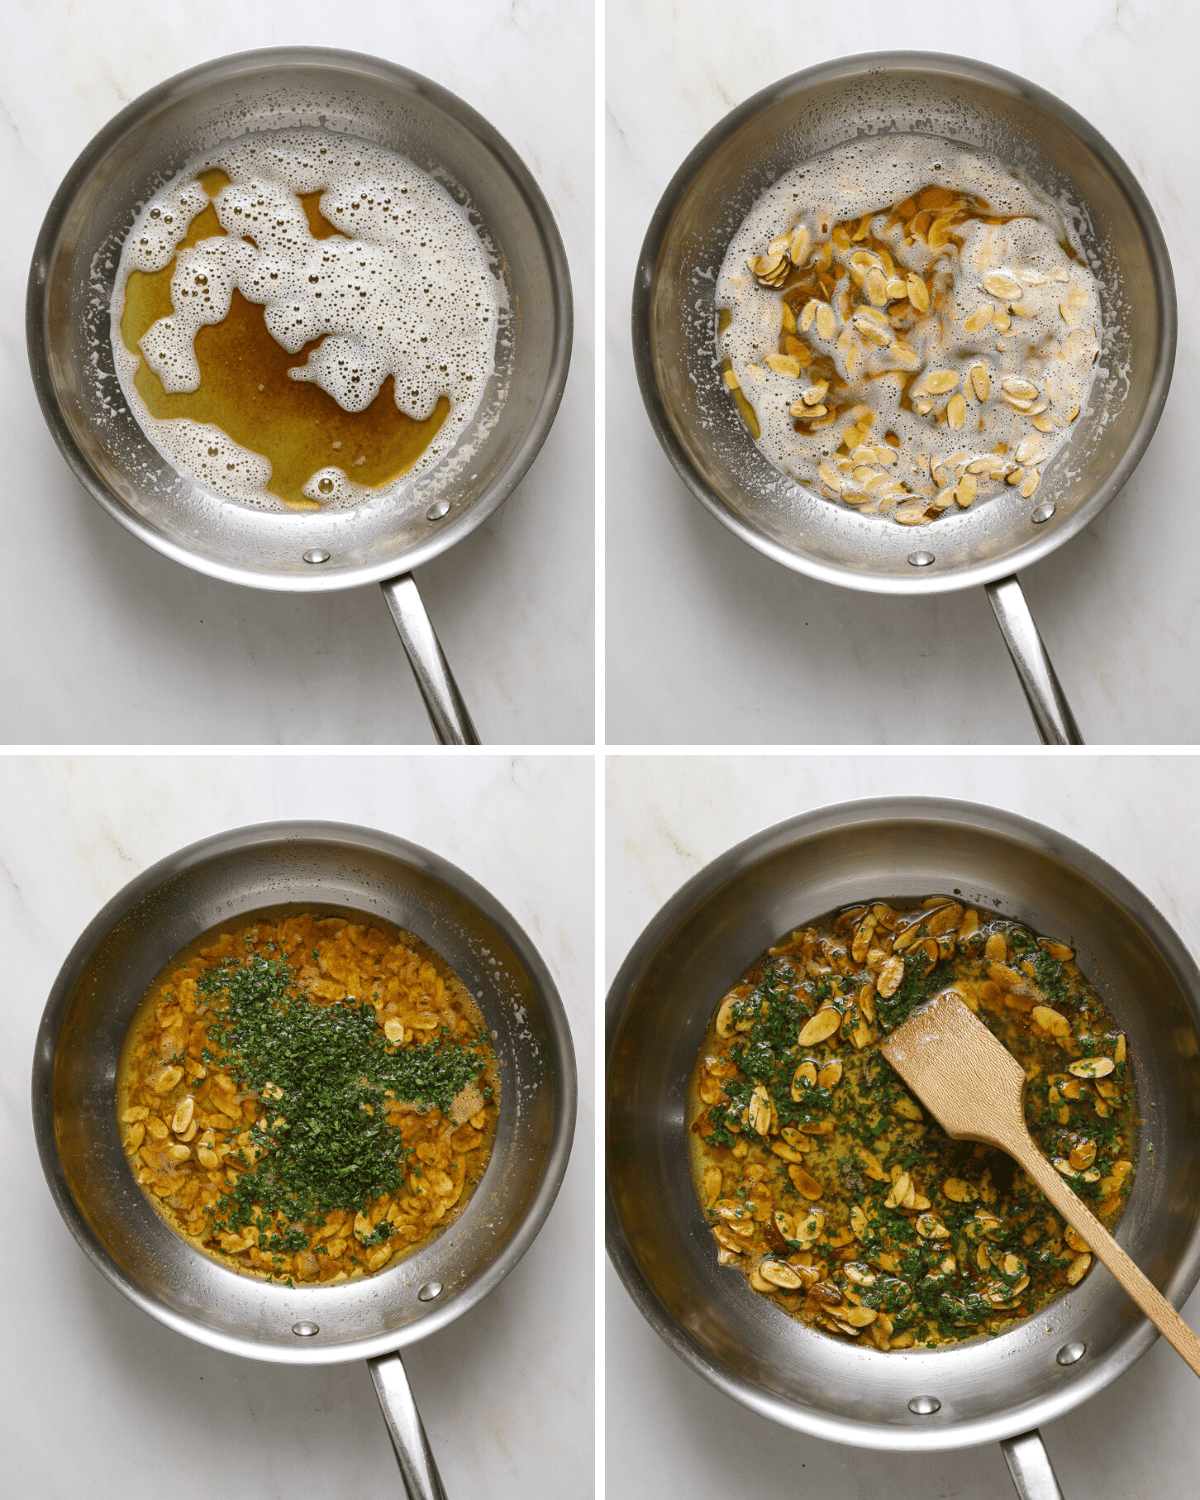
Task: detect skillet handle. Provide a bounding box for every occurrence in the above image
[368,1349,449,1500]
[984,576,1084,745]
[999,1429,1065,1499]
[380,573,481,745]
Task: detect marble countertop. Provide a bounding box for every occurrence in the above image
[1,754,593,1496]
[605,752,1200,1499]
[2,0,593,745]
[606,0,1200,745]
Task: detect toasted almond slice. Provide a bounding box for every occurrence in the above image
[885,276,908,301]
[798,1008,842,1046]
[1001,376,1038,400]
[924,369,960,395]
[853,313,893,346]
[765,353,801,378]
[759,1259,803,1290]
[817,1059,843,1087]
[788,1163,824,1200]
[905,271,930,312]
[800,299,820,333]
[947,393,966,430]
[1069,1139,1098,1170]
[1032,1004,1071,1039]
[863,266,889,306]
[788,225,811,265]
[885,1173,911,1209]
[1067,1251,1093,1285]
[791,1060,818,1099]
[1020,469,1041,499]
[964,303,995,333]
[942,1177,977,1203]
[893,1094,923,1121]
[857,1147,887,1181]
[983,270,1024,300]
[955,471,976,507]
[818,460,845,493]
[877,954,905,997]
[893,503,927,526]
[968,363,990,402]
[802,380,830,406]
[1068,1056,1115,1078]
[815,303,836,340]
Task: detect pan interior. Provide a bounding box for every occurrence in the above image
[638,54,1173,594]
[40,826,573,1362]
[32,51,570,591]
[606,800,1200,1449]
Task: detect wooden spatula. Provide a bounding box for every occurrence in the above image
[880,989,1200,1377]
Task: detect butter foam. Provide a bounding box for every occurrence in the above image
[112,129,499,510]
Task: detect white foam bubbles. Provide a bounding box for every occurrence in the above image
[112,129,500,510]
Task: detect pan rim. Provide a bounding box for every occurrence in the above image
[631,49,1177,597]
[26,46,574,594]
[33,817,578,1365]
[605,793,1200,1450]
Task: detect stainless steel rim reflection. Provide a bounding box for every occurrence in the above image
[606,796,1200,1450]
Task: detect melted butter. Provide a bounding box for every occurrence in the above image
[120,172,447,510]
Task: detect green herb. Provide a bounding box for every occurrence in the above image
[194,952,485,1240]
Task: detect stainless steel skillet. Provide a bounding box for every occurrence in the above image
[33,821,577,1500]
[633,53,1176,744]
[27,48,573,745]
[606,797,1200,1498]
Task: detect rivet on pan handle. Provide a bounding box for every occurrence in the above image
[985,576,1084,745]
[999,1429,1065,1500]
[368,1349,449,1500]
[381,573,481,745]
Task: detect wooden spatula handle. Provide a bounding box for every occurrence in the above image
[1010,1132,1200,1377]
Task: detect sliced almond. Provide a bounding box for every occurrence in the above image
[764,353,801,378]
[1032,1005,1071,1039]
[1068,1056,1115,1078]
[788,1163,824,1201]
[983,270,1023,300]
[798,1008,842,1046]
[924,369,960,395]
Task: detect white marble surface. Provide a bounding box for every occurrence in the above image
[606,0,1200,745]
[605,752,1200,1499]
[3,0,593,745]
[1,754,593,1495]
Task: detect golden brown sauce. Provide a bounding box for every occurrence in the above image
[117,910,498,1286]
[689,896,1136,1349]
[119,170,449,509]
